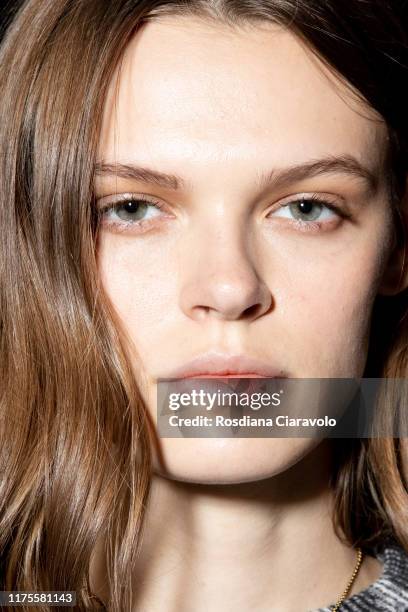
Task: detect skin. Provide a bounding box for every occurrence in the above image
[92,16,405,611]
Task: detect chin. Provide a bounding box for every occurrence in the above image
[152,437,321,485]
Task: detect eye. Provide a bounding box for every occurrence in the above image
[269,195,343,223]
[96,195,167,230]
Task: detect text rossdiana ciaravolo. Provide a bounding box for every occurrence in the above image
[168,415,337,427]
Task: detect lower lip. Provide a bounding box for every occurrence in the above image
[180,373,272,378]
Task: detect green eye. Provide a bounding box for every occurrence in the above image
[114,200,151,221]
[269,196,340,224]
[288,199,323,221]
[97,195,165,230]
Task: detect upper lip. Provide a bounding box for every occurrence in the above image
[160,351,285,379]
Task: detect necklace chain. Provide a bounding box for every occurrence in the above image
[330,548,364,612]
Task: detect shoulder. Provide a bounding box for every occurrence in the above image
[315,539,408,612]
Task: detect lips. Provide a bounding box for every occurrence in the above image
[160,351,285,380]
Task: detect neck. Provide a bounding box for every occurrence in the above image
[90,439,382,611]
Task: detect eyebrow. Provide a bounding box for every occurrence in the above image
[94,161,184,191]
[94,154,379,195]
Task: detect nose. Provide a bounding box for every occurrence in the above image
[179,224,273,322]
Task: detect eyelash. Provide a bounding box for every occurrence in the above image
[96,194,167,233]
[96,192,349,233]
[270,193,350,231]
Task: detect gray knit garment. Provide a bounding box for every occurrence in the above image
[312,540,408,611]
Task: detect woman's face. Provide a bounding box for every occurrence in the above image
[96,17,394,484]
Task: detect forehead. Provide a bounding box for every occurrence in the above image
[98,16,387,174]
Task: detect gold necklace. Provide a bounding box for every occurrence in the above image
[330,547,364,611]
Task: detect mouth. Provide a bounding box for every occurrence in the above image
[159,351,285,380]
[184,373,271,378]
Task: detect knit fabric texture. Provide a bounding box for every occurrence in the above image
[313,540,408,611]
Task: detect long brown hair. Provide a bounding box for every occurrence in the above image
[1,1,407,609]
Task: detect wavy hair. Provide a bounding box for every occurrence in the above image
[0,0,407,609]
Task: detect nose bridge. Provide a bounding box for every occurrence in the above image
[203,216,253,277]
[178,211,272,321]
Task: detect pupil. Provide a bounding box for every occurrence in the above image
[125,200,140,211]
[298,200,313,214]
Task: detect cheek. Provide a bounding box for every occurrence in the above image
[292,279,372,376]
[273,225,390,376]
[96,233,180,348]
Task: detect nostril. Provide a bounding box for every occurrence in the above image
[243,302,269,319]
[243,303,259,319]
[180,268,273,322]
